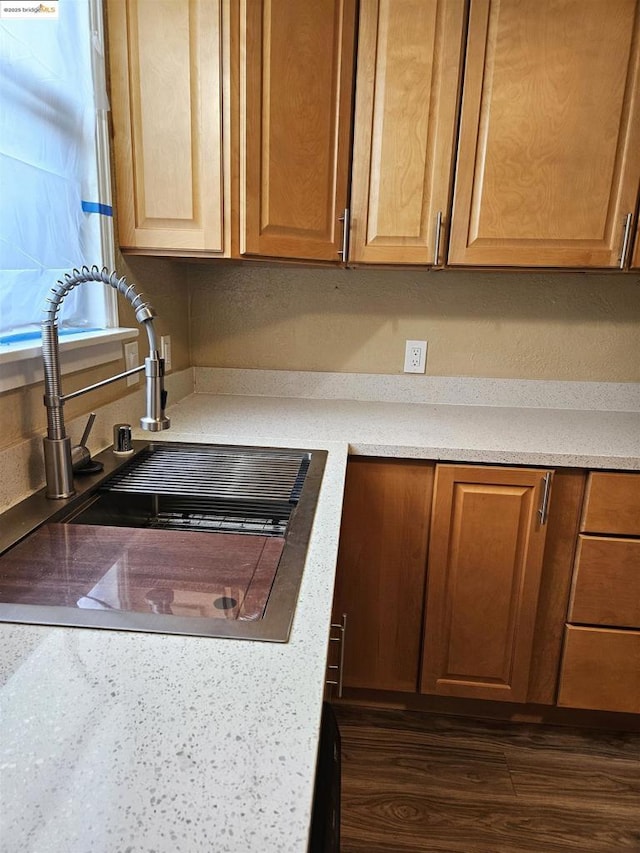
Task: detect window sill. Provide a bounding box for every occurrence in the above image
[0,328,138,393]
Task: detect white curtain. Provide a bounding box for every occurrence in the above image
[0,0,108,340]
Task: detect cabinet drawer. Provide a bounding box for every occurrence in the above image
[569,536,640,629]
[581,473,640,535]
[558,625,640,714]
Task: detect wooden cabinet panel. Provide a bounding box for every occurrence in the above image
[240,0,356,261]
[569,536,640,629]
[332,458,434,693]
[527,468,586,705]
[581,472,640,536]
[107,0,228,254]
[558,625,640,714]
[421,465,552,702]
[349,0,465,264]
[448,0,640,268]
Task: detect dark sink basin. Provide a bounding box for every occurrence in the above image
[0,442,327,642]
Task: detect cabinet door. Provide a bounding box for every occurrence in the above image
[448,0,640,268]
[240,0,356,261]
[349,0,465,265]
[332,458,434,693]
[107,0,228,254]
[421,465,552,702]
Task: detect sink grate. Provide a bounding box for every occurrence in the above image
[94,444,311,537]
[102,444,310,505]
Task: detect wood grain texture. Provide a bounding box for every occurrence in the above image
[107,0,228,254]
[332,458,434,693]
[335,704,640,852]
[349,0,465,264]
[448,0,640,268]
[581,471,640,536]
[569,536,640,628]
[421,465,552,702]
[527,468,586,704]
[240,0,356,260]
[558,625,640,714]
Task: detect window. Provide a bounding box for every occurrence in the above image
[0,0,131,391]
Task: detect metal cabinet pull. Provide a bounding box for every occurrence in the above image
[619,213,633,269]
[326,613,347,698]
[338,208,350,261]
[538,472,552,525]
[433,210,443,266]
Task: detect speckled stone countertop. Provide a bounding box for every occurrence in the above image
[2,375,639,853]
[166,384,640,470]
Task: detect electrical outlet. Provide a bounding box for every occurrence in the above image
[160,335,172,371]
[403,340,427,374]
[124,341,139,386]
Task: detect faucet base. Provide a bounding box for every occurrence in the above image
[43,437,76,499]
[140,416,171,432]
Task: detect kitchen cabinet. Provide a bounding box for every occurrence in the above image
[331,458,434,692]
[239,0,356,261]
[107,0,354,262]
[420,464,553,703]
[448,0,640,268]
[106,0,229,255]
[331,458,576,706]
[558,472,640,714]
[348,0,466,265]
[108,0,640,270]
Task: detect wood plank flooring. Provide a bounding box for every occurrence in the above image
[333,705,640,853]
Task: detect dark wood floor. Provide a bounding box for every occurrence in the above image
[333,704,640,853]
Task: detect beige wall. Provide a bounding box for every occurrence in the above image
[188,264,640,382]
[0,256,190,452]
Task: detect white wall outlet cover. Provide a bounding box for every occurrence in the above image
[403,340,427,374]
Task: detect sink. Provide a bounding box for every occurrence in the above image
[0,442,327,641]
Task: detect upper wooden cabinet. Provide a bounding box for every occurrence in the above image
[107,0,640,268]
[420,464,553,703]
[239,0,356,261]
[348,0,466,265]
[448,0,640,268]
[107,0,229,255]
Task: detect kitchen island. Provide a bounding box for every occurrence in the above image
[1,372,639,852]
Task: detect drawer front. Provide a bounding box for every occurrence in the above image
[569,536,640,629]
[581,472,640,536]
[558,625,640,714]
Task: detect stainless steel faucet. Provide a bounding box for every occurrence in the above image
[41,266,170,499]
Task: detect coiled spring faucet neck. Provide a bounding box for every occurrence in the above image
[42,265,170,499]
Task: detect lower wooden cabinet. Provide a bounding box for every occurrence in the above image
[332,458,434,692]
[331,459,636,717]
[558,471,640,714]
[420,464,553,703]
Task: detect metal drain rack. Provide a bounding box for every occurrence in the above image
[91,443,312,537]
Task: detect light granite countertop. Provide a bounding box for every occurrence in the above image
[1,375,639,853]
[165,385,640,470]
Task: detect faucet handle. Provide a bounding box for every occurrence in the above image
[71,412,104,474]
[79,412,96,447]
